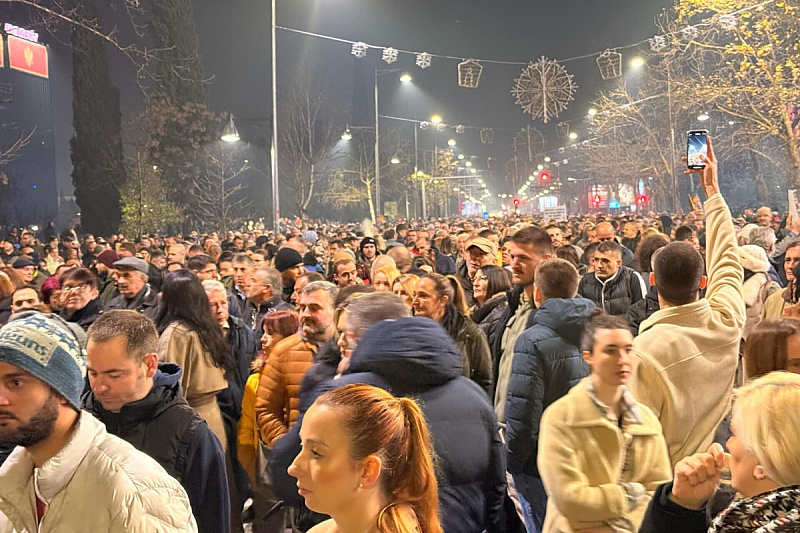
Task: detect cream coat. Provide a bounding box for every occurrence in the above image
[538,379,671,533]
[629,194,745,466]
[0,411,197,533]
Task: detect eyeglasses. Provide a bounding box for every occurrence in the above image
[62,284,88,293]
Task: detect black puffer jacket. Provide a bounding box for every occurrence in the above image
[269,317,506,533]
[505,297,593,476]
[471,293,508,351]
[577,266,646,317]
[626,284,660,335]
[490,285,538,400]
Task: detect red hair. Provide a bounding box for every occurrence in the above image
[262,309,300,338]
[316,384,442,533]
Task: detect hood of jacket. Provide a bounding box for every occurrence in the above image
[739,244,771,274]
[533,297,596,346]
[347,316,463,387]
[82,362,185,426]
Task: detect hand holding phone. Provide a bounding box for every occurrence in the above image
[683,133,718,198]
[687,130,708,170]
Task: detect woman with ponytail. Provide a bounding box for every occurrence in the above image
[412,273,492,393]
[289,383,443,533]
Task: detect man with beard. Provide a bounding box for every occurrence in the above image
[0,312,197,531]
[254,281,338,447]
[104,257,160,321]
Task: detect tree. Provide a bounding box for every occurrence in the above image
[655,0,800,187]
[69,0,127,236]
[280,66,342,220]
[119,151,183,238]
[189,144,252,234]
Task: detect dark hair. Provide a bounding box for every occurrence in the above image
[218,250,235,264]
[334,284,376,308]
[383,229,396,240]
[744,319,800,379]
[479,228,499,239]
[535,258,579,300]
[510,226,553,256]
[478,265,511,299]
[581,310,630,352]
[420,273,468,316]
[674,225,694,242]
[330,239,344,248]
[60,267,97,291]
[596,240,622,257]
[187,254,215,272]
[635,234,669,274]
[556,245,580,270]
[653,242,704,305]
[155,270,235,373]
[438,236,456,256]
[580,242,599,266]
[88,310,158,361]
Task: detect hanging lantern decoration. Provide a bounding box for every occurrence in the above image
[458,58,483,88]
[351,42,369,59]
[382,47,399,64]
[480,128,495,144]
[416,52,432,69]
[596,49,622,80]
[556,122,570,139]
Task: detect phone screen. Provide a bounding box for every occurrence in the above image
[687,130,708,169]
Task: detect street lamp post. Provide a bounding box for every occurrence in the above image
[375,67,381,218]
[270,0,280,233]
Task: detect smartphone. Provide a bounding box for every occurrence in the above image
[687,130,708,169]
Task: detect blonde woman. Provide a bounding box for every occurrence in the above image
[392,274,419,311]
[373,265,401,292]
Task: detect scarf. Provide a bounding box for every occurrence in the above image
[709,484,800,533]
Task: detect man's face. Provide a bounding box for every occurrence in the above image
[15,266,34,284]
[284,264,306,285]
[456,234,471,254]
[336,311,358,374]
[406,230,417,243]
[329,243,341,255]
[19,233,32,247]
[218,261,234,278]
[234,238,244,251]
[546,228,563,248]
[0,362,61,447]
[623,224,638,239]
[297,290,334,343]
[85,237,97,252]
[334,262,358,288]
[291,275,310,304]
[415,238,430,254]
[86,337,156,413]
[251,254,266,268]
[596,224,616,243]
[232,262,253,290]
[467,247,495,277]
[362,244,376,259]
[116,269,146,298]
[785,247,800,283]
[508,241,544,287]
[247,273,272,303]
[756,209,772,227]
[594,250,622,280]
[194,263,219,282]
[583,328,634,388]
[206,289,230,327]
[587,229,598,243]
[166,245,185,265]
[11,288,39,314]
[151,256,167,270]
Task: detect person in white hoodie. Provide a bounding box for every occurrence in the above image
[739,244,780,339]
[0,312,196,533]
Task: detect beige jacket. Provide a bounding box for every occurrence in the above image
[761,287,788,320]
[158,322,228,450]
[0,411,197,533]
[538,379,671,533]
[629,194,745,466]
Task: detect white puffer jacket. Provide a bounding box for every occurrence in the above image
[0,411,197,533]
[739,244,779,338]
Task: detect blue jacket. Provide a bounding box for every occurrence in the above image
[505,298,593,477]
[269,317,506,533]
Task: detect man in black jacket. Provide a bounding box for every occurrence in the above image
[82,310,230,533]
[578,241,646,316]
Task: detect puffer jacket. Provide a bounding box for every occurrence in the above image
[740,244,780,338]
[505,297,594,477]
[255,333,317,446]
[471,293,508,350]
[0,411,197,533]
[578,266,646,316]
[444,308,492,394]
[268,317,507,533]
[627,284,660,335]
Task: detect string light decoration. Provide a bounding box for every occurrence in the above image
[458,59,483,88]
[512,57,577,123]
[382,47,399,64]
[351,42,369,59]
[596,49,622,80]
[649,35,667,53]
[718,14,736,30]
[681,25,700,41]
[556,122,570,139]
[480,128,495,145]
[513,126,546,162]
[416,52,432,69]
[455,125,466,134]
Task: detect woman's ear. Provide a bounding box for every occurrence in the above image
[753,464,767,481]
[359,455,383,488]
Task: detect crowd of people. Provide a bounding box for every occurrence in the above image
[1,137,800,532]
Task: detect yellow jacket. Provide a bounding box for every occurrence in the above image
[629,193,745,466]
[237,372,261,485]
[538,379,671,533]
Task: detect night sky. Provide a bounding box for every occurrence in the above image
[6,0,676,201]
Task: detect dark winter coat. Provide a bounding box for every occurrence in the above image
[244,294,294,331]
[490,285,539,400]
[626,284,660,335]
[505,297,593,477]
[578,266,646,317]
[81,363,230,533]
[471,293,508,351]
[443,307,493,394]
[60,297,102,330]
[0,296,11,326]
[269,317,507,533]
[103,284,161,321]
[298,338,341,405]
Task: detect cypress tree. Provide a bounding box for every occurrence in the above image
[69,0,126,236]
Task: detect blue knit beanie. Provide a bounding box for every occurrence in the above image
[0,312,86,409]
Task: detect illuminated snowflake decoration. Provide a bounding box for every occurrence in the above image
[649,35,667,53]
[511,56,577,123]
[681,25,700,41]
[455,125,465,134]
[416,52,432,69]
[382,47,399,64]
[419,121,430,130]
[718,14,736,31]
[558,147,565,154]
[351,42,369,59]
[435,123,446,132]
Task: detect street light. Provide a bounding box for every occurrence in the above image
[457,153,465,160]
[391,156,400,165]
[697,112,710,121]
[447,139,456,147]
[588,107,598,116]
[569,132,578,140]
[341,127,352,141]
[431,115,442,124]
[221,114,240,142]
[399,73,413,83]
[630,56,645,68]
